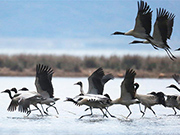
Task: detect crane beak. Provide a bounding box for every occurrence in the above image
[175,48,180,51]
[64,97,72,102]
[1,90,6,93]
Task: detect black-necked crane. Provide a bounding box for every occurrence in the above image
[1,88,44,116]
[175,48,180,51]
[164,94,180,115]
[166,74,180,94]
[135,90,166,117]
[10,87,47,115]
[65,67,115,119]
[112,0,152,40]
[111,69,140,118]
[167,84,180,92]
[165,74,180,114]
[66,94,113,119]
[74,67,114,95]
[35,64,60,115]
[2,64,60,116]
[130,8,176,60]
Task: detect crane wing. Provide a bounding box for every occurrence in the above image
[102,73,114,85]
[172,74,180,84]
[153,8,175,44]
[120,69,136,100]
[167,12,175,39]
[35,64,54,98]
[87,68,114,95]
[87,67,105,95]
[134,0,152,35]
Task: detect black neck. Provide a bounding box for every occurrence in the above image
[134,83,139,92]
[7,91,13,99]
[157,92,166,107]
[130,40,144,44]
[111,31,124,35]
[168,85,180,92]
[11,88,18,93]
[79,84,84,94]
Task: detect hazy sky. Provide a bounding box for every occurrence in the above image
[0,0,179,56]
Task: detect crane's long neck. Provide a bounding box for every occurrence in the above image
[7,91,13,99]
[129,40,149,44]
[134,83,139,92]
[111,31,125,35]
[80,85,84,95]
[172,85,180,92]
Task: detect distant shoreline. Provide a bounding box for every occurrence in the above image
[0,68,174,78]
[0,54,178,78]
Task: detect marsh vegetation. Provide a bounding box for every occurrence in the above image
[0,54,179,77]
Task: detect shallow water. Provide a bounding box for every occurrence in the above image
[0,77,180,135]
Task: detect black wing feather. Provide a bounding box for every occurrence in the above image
[172,74,180,84]
[91,67,105,94]
[156,8,175,43]
[36,64,54,98]
[135,0,152,35]
[88,67,113,95]
[124,69,136,99]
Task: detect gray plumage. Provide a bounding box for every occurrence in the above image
[35,64,54,98]
[87,67,114,95]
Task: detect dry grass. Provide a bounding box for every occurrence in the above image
[0,54,179,78]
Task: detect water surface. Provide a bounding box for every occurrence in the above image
[0,77,179,135]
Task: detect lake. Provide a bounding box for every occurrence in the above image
[0,77,180,135]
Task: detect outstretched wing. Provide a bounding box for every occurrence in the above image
[134,0,152,36]
[102,74,114,85]
[167,12,175,39]
[153,8,175,44]
[87,68,114,95]
[87,68,105,94]
[7,100,18,112]
[35,64,54,98]
[120,69,136,100]
[172,74,180,84]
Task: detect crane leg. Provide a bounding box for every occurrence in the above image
[27,106,43,116]
[104,107,116,118]
[173,107,177,115]
[139,104,145,116]
[148,107,156,117]
[40,104,49,115]
[79,107,93,119]
[165,49,176,61]
[126,106,132,118]
[99,108,108,118]
[46,103,59,115]
[167,49,176,59]
[141,106,147,117]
